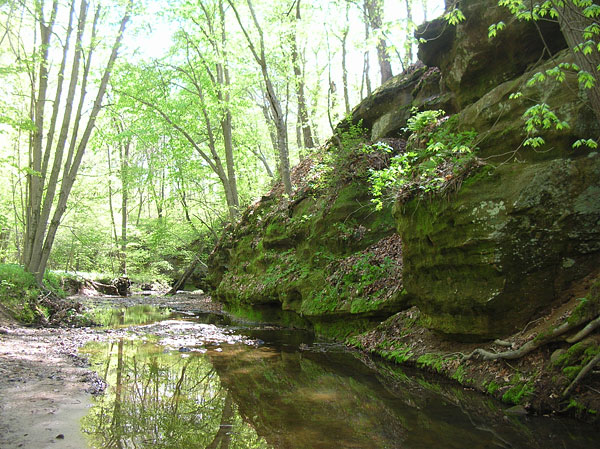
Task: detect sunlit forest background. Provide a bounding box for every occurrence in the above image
[0,0,443,285]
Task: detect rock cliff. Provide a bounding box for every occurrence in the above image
[208,0,600,416]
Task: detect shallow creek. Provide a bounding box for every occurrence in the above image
[79,304,599,449]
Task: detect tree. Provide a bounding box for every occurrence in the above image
[290,0,315,149]
[16,0,133,283]
[228,0,293,195]
[365,0,393,83]
[488,0,600,128]
[550,0,600,122]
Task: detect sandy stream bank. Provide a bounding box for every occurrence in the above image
[0,293,218,449]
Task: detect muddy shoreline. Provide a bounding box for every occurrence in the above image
[0,292,220,449]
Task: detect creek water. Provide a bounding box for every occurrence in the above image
[80,305,599,449]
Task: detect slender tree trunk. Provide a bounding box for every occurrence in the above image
[218,0,240,218]
[29,0,92,276]
[24,0,59,272]
[174,4,240,220]
[404,0,414,65]
[32,0,133,283]
[259,97,279,156]
[291,0,314,149]
[136,188,143,226]
[341,2,351,115]
[365,0,393,84]
[118,122,130,276]
[107,146,120,250]
[228,0,292,194]
[362,0,372,98]
[251,144,274,178]
[176,174,198,233]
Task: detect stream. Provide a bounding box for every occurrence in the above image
[78,302,599,449]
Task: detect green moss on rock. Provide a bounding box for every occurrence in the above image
[395,154,600,339]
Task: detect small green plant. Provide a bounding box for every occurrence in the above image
[342,253,390,287]
[338,117,368,152]
[486,381,500,394]
[368,110,478,209]
[501,376,535,405]
[417,353,445,373]
[382,344,414,364]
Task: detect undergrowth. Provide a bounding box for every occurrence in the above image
[0,264,68,324]
[367,109,480,209]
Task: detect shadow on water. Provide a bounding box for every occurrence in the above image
[80,308,600,449]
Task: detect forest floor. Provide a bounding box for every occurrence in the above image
[0,291,220,449]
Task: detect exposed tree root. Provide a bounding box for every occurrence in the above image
[563,353,600,398]
[566,315,600,343]
[463,320,575,361]
[463,314,600,362]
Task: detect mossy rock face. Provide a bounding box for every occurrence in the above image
[208,165,410,335]
[418,0,566,110]
[395,154,600,339]
[458,50,600,162]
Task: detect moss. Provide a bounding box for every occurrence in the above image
[486,381,500,395]
[416,353,445,373]
[0,264,40,324]
[501,379,535,405]
[566,399,598,417]
[554,341,600,380]
[225,304,310,329]
[312,317,374,340]
[568,280,600,325]
[451,365,468,384]
[396,155,600,339]
[378,343,414,364]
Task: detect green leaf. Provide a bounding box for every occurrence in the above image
[444,8,466,26]
[488,21,506,39]
[572,139,598,149]
[524,136,545,148]
[526,72,546,86]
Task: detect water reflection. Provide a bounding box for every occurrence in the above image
[91,305,176,327]
[81,318,599,449]
[81,339,269,449]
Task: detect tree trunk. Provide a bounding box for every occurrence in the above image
[107,145,120,254]
[404,0,414,65]
[32,0,133,283]
[228,0,292,195]
[341,2,351,115]
[218,0,240,218]
[365,0,393,84]
[167,253,207,295]
[29,0,92,276]
[554,0,600,123]
[291,0,314,149]
[361,0,372,98]
[118,121,130,276]
[24,0,59,275]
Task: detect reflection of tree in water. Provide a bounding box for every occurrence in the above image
[81,339,269,449]
[91,305,174,328]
